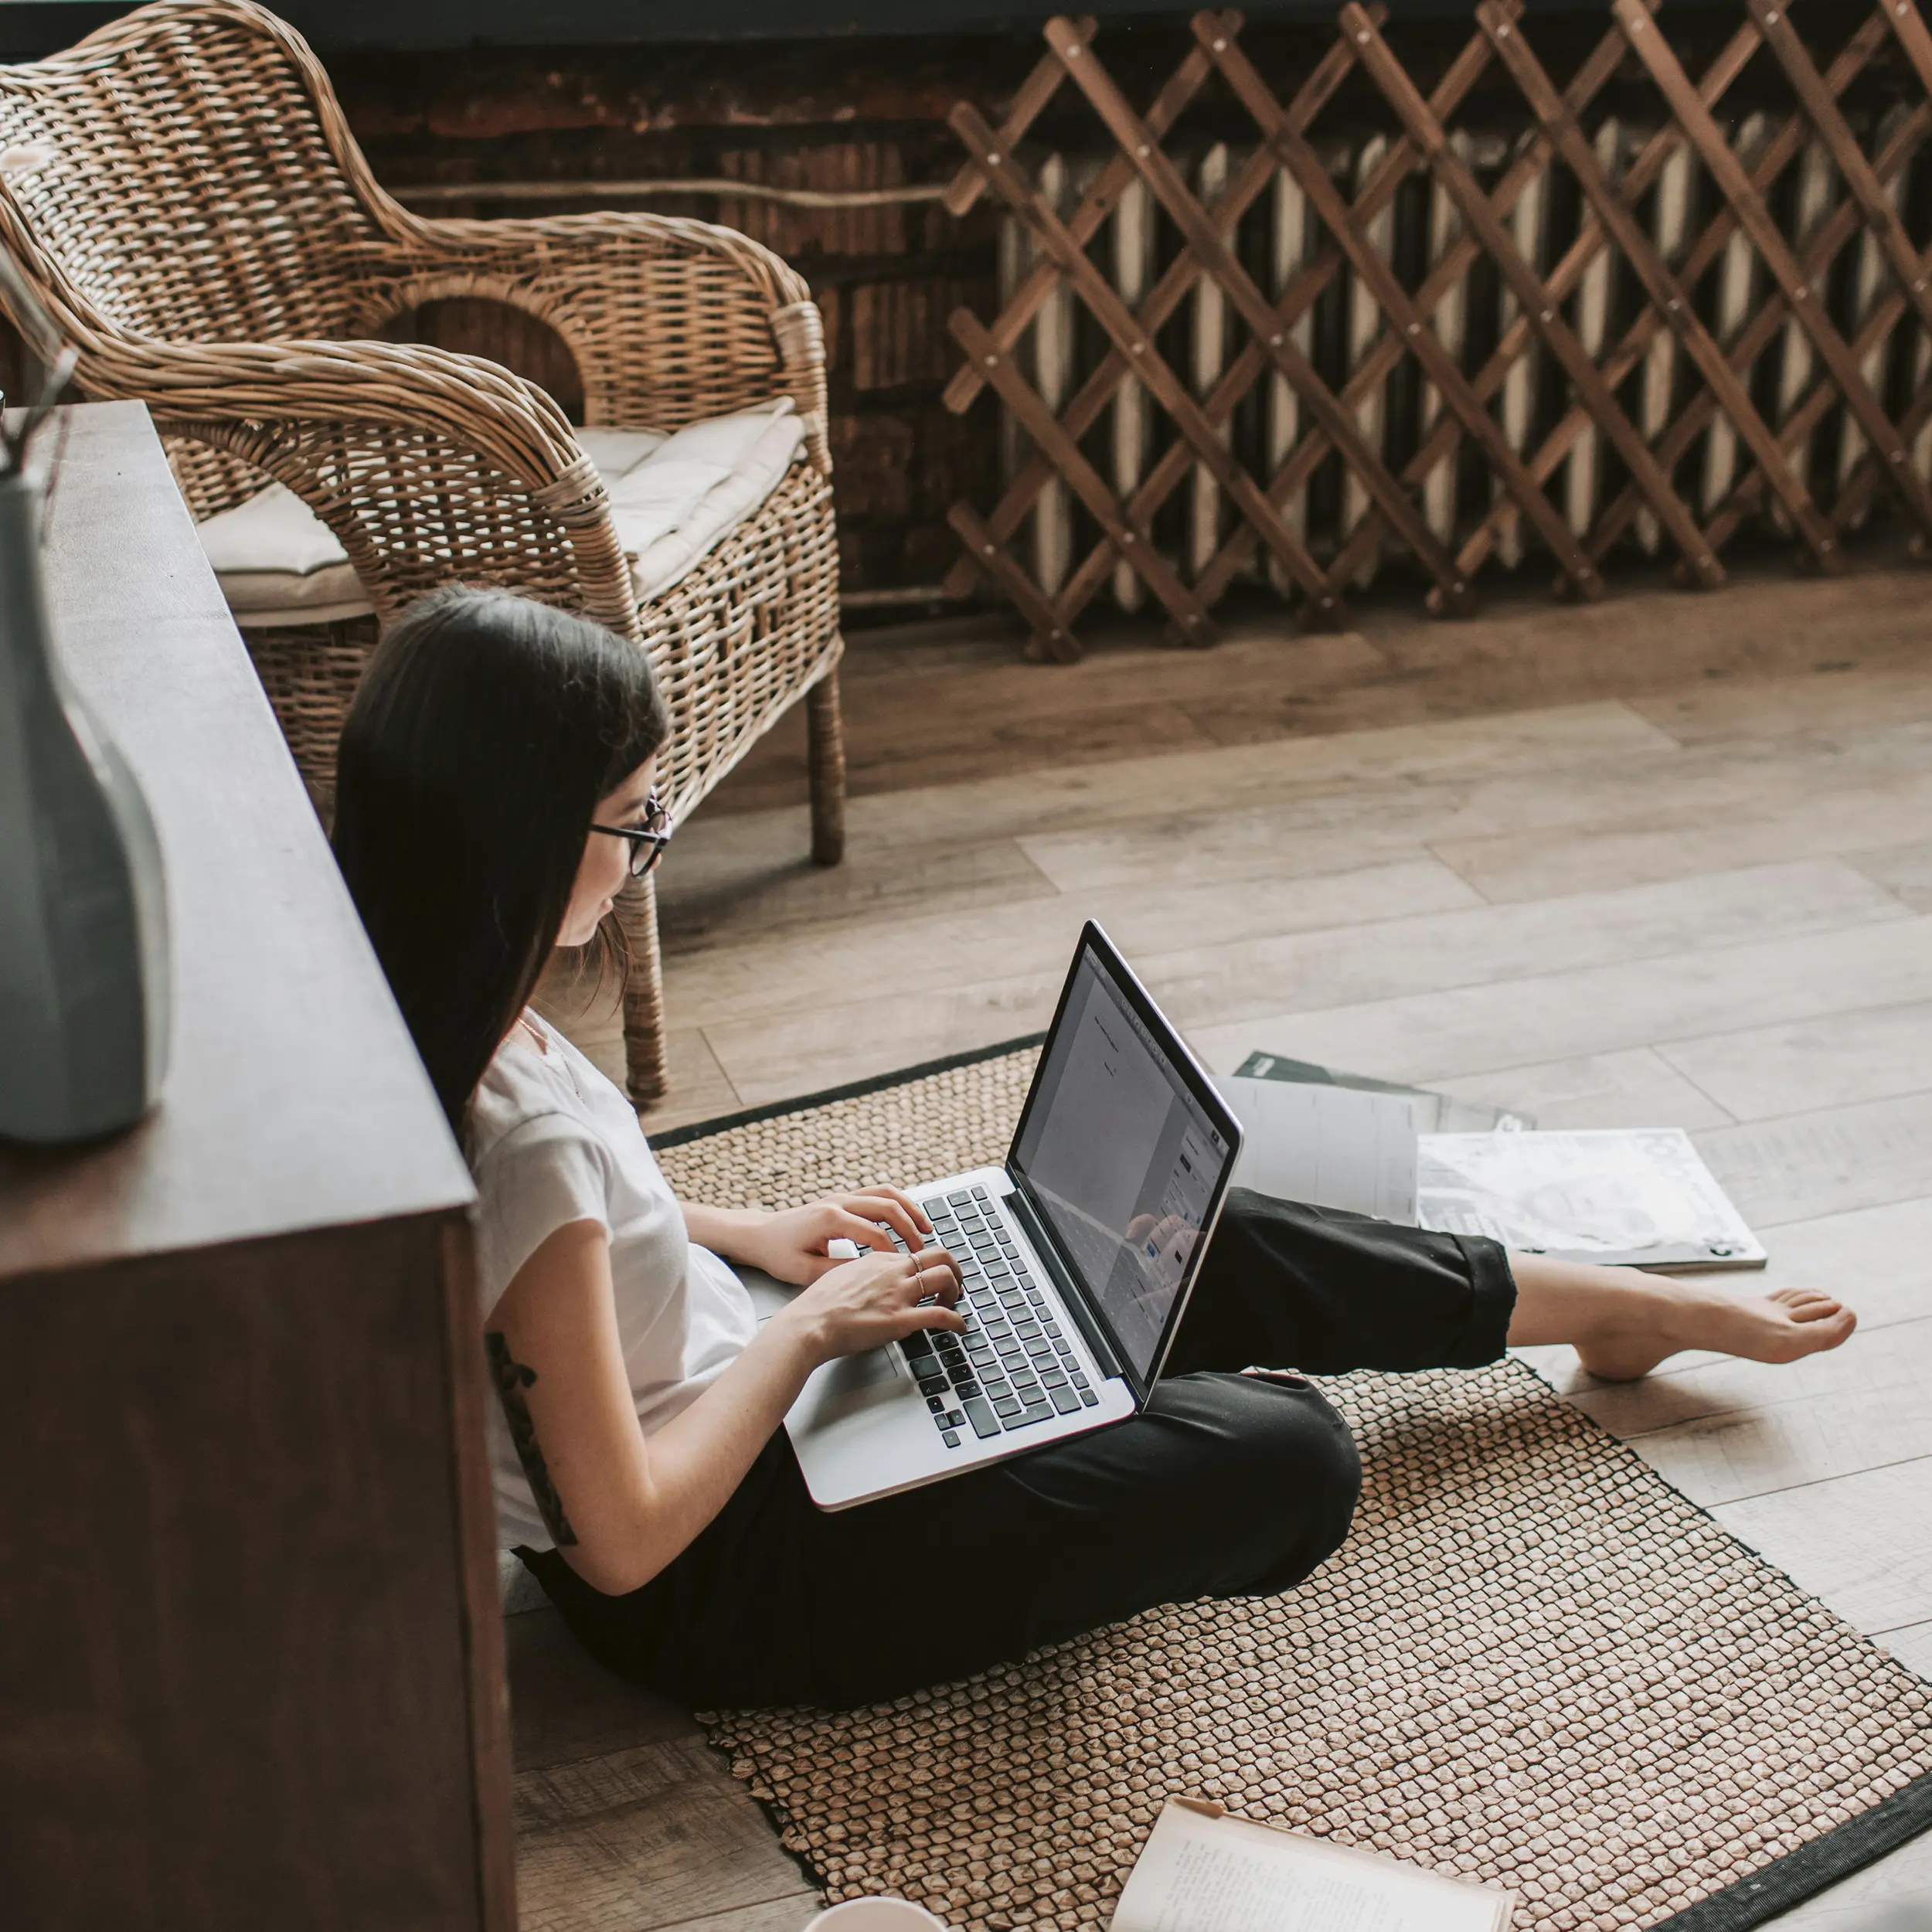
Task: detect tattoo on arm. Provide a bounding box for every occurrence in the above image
[485,1332,578,1546]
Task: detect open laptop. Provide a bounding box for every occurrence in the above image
[740,921,1243,1509]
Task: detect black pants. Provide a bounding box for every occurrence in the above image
[522,1192,1515,1709]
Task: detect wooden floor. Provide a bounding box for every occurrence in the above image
[518,554,1932,1929]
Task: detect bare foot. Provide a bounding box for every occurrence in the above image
[1573,1279,1856,1383]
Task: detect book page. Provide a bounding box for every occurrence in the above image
[1112,1803,1505,1932]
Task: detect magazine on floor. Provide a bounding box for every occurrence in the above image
[1111,1797,1514,1932]
[1218,1056,1764,1272]
[1417,1128,1766,1271]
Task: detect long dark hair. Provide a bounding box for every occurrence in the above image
[332,587,669,1130]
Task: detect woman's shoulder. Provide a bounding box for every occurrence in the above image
[468,1031,614,1178]
[465,1038,628,1308]
[462,1018,696,1317]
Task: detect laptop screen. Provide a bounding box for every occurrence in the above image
[1009,927,1240,1386]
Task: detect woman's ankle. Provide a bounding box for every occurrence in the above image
[1503,1252,1676,1351]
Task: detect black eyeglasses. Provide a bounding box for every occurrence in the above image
[590,793,674,878]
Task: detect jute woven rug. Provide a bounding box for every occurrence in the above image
[655,1040,1932,1932]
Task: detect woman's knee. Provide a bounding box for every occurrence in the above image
[1149,1372,1362,1590]
[1237,1372,1362,1554]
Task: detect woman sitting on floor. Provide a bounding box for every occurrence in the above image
[332,587,1857,1712]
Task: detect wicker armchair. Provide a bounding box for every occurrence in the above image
[0,0,846,1106]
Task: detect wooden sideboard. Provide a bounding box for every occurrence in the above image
[0,403,512,1929]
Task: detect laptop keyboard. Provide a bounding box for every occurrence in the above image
[889,1184,1101,1450]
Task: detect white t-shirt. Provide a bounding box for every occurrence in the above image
[465,1011,757,1552]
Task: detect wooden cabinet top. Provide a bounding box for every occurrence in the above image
[0,403,474,1280]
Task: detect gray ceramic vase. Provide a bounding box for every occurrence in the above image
[0,466,171,1141]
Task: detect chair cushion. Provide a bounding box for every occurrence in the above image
[565,426,668,479]
[607,400,805,600]
[195,482,372,623]
[196,405,804,624]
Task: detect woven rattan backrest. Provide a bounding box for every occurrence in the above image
[0,0,384,349]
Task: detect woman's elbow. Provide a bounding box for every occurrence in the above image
[557,1535,668,1599]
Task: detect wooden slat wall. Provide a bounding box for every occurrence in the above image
[945,2,1932,658]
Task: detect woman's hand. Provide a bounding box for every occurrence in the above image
[771,1245,966,1366]
[689,1188,934,1286]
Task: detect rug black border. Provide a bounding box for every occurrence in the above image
[662,1040,1932,1930]
[1652,1767,1932,1929]
[650,1032,1047,1151]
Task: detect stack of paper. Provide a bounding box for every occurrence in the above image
[1233,1053,1532,1134]
[1219,1073,1422,1224]
[1218,1056,1529,1226]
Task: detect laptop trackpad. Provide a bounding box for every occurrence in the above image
[740,1267,912,1432]
[801,1346,904,1427]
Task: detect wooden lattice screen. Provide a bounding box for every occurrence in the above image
[940,1,1932,660]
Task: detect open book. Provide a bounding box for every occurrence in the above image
[1112,1798,1513,1932]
